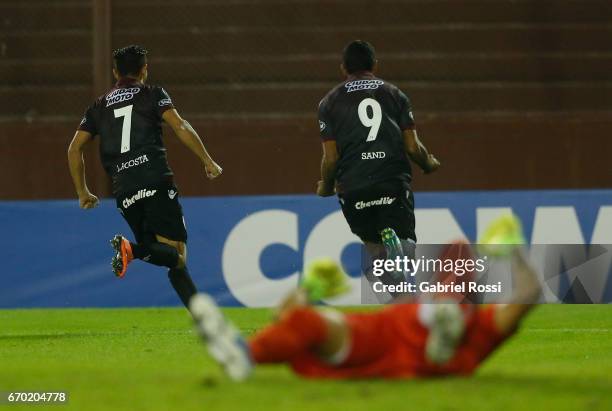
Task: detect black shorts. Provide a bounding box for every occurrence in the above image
[339,181,415,244]
[116,183,187,244]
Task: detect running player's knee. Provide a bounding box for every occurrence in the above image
[161,242,185,268]
[153,234,186,268]
[140,233,157,247]
[173,242,187,268]
[175,252,186,269]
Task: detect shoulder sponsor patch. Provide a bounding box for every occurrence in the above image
[319,120,327,131]
[159,98,172,107]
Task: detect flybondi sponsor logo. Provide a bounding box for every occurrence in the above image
[345,79,384,93]
[116,154,149,173]
[106,87,141,107]
[355,196,396,210]
[122,189,157,208]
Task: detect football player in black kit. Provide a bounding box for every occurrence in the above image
[316,40,440,283]
[67,45,222,310]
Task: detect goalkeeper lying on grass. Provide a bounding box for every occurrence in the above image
[190,215,540,381]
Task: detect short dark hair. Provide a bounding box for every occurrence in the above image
[342,40,376,74]
[113,45,148,77]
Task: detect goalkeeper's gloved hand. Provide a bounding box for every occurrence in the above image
[300,258,351,303]
[478,213,526,257]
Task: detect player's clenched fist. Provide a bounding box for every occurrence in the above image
[316,180,335,197]
[79,192,99,209]
[424,154,441,174]
[204,160,223,179]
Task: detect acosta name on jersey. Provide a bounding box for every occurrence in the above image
[116,154,149,173]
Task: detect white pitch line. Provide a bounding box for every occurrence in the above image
[0,330,195,338]
[526,328,610,332]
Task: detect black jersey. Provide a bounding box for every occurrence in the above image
[318,73,416,193]
[78,78,175,196]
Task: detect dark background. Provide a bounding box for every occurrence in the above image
[1,0,611,199]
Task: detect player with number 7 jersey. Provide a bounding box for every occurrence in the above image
[316,41,440,289]
[67,45,222,313]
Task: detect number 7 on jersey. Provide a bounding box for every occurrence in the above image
[114,105,133,153]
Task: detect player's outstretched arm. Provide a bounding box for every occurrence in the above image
[494,249,542,335]
[316,140,338,197]
[162,109,222,179]
[67,130,99,210]
[403,129,440,174]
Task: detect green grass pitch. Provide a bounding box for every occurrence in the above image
[1,305,611,411]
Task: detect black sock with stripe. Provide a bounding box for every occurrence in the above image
[130,242,179,268]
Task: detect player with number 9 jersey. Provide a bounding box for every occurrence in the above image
[319,73,414,194]
[316,41,440,285]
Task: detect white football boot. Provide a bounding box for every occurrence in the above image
[189,294,253,381]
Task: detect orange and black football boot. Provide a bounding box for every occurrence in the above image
[110,235,134,278]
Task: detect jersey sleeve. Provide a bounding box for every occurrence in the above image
[155,87,175,117]
[318,98,334,141]
[77,105,97,135]
[397,90,416,130]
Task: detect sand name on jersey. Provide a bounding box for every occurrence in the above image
[345,79,384,93]
[362,151,386,160]
[106,87,141,107]
[122,188,157,208]
[355,196,396,210]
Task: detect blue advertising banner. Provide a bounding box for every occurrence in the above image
[1,190,611,308]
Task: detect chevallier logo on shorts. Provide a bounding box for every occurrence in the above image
[355,196,396,210]
[122,189,157,208]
